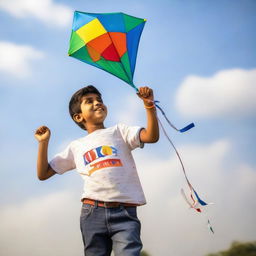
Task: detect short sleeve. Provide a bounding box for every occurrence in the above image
[49,143,76,174]
[117,123,144,150]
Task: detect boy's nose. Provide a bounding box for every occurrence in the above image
[94,101,103,107]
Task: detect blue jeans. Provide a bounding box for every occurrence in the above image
[80,203,142,256]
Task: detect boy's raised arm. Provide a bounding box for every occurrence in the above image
[138,87,159,143]
[35,126,56,180]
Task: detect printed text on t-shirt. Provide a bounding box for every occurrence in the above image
[83,145,123,175]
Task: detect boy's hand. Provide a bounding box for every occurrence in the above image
[137,87,154,107]
[35,126,51,142]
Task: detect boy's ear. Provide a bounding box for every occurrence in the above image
[73,113,84,123]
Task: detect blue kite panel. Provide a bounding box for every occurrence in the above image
[127,22,145,76]
[73,11,96,31]
[95,13,126,32]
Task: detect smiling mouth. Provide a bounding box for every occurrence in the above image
[94,107,104,111]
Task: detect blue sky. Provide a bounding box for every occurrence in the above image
[0,1,256,255]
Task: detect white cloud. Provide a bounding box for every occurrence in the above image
[135,139,256,255]
[0,0,72,27]
[0,191,83,256]
[175,68,256,118]
[0,41,44,78]
[1,139,255,256]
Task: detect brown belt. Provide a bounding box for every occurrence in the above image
[82,198,139,208]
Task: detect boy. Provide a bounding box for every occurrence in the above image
[35,85,159,256]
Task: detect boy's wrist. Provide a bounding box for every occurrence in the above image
[143,99,155,109]
[38,139,50,144]
[144,104,155,109]
[143,99,154,105]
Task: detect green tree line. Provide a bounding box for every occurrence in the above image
[206,241,256,256]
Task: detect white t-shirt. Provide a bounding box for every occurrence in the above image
[50,124,146,205]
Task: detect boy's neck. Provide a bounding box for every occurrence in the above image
[86,123,105,134]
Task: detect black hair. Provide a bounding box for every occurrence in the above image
[69,85,102,130]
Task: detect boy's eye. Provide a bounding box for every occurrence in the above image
[84,99,92,104]
[83,97,103,104]
[85,100,90,103]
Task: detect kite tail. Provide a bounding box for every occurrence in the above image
[157,118,207,206]
[157,117,214,234]
[208,219,214,234]
[154,101,195,133]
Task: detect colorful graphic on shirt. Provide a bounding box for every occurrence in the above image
[83,145,117,165]
[83,145,123,175]
[89,159,122,176]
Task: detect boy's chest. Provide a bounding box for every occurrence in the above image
[72,131,128,176]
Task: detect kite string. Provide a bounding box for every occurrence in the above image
[135,91,193,188]
[135,91,194,133]
[135,88,214,233]
[157,117,190,185]
[155,102,180,132]
[135,88,194,132]
[157,116,214,233]
[157,117,198,210]
[157,116,207,207]
[154,101,195,133]
[135,91,194,187]
[135,87,199,203]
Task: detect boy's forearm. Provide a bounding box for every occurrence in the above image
[141,107,159,143]
[37,140,52,180]
[137,86,159,143]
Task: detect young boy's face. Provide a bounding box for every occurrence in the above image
[76,93,107,128]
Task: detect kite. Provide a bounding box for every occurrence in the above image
[68,11,213,233]
[68,11,145,91]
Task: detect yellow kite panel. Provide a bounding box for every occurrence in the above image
[76,18,107,44]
